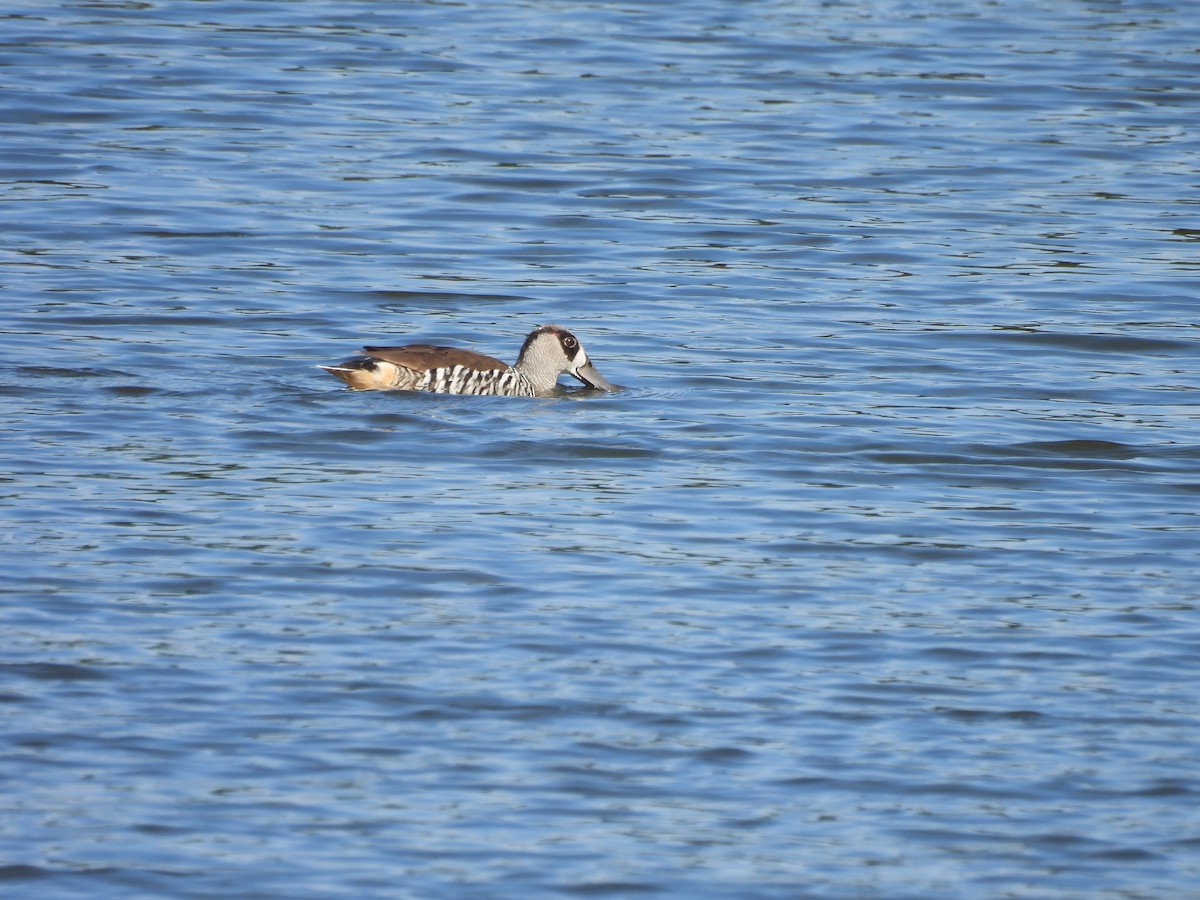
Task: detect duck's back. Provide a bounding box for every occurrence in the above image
[320,343,531,395]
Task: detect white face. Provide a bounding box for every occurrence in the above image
[567,345,589,376]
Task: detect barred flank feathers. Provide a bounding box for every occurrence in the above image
[418,365,535,397]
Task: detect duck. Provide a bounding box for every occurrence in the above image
[318,324,618,397]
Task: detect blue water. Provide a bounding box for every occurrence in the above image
[2,1,1199,897]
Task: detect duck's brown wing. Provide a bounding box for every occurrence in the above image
[360,344,510,372]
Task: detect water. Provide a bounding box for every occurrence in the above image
[2,1,1199,897]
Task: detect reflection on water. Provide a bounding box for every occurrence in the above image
[2,1,1199,897]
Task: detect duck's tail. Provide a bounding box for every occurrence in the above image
[316,360,396,390]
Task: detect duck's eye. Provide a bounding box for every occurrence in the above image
[562,335,578,349]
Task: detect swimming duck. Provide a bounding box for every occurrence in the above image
[319,324,618,396]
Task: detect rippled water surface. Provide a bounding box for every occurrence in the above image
[3,1,1199,897]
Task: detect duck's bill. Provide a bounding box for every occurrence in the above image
[572,361,620,392]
